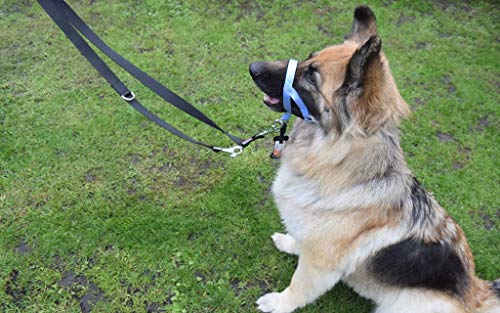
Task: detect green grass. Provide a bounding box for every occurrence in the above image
[1,0,498,312]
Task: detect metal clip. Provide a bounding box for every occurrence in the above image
[217,119,286,156]
[255,119,285,137]
[213,145,243,157]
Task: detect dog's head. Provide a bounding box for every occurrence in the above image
[249,6,409,134]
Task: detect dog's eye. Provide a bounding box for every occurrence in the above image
[304,64,318,84]
[305,70,316,84]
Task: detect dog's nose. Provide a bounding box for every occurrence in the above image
[249,62,265,80]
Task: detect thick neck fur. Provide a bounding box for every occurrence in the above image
[283,120,411,194]
[282,114,474,264]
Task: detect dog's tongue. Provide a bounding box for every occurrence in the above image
[264,94,280,105]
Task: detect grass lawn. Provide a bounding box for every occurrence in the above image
[1,0,498,312]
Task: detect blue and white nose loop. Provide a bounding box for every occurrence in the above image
[282,59,316,123]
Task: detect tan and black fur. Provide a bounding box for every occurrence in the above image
[249,6,500,313]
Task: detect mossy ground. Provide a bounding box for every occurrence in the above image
[1,1,498,312]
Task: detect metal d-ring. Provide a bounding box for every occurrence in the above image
[121,91,135,101]
[271,118,285,131]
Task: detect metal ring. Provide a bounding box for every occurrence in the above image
[121,91,135,101]
[271,119,283,132]
[305,115,317,124]
[233,146,242,154]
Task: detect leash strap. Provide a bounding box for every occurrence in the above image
[282,59,316,123]
[38,0,244,153]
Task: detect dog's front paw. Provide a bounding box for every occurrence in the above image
[256,290,298,313]
[271,233,299,255]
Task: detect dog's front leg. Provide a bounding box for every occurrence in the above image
[257,256,342,313]
[271,233,300,255]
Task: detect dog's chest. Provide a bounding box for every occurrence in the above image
[271,163,325,241]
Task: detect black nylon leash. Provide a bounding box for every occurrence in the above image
[38,0,275,156]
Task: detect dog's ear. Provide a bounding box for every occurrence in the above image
[343,35,382,90]
[344,6,377,44]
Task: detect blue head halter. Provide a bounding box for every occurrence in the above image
[281,59,316,123]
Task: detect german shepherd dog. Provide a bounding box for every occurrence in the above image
[249,6,500,313]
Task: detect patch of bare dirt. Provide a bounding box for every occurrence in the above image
[397,14,415,26]
[411,97,426,110]
[442,75,456,94]
[230,278,244,296]
[84,174,96,183]
[416,42,429,50]
[317,24,332,37]
[146,302,167,313]
[5,269,26,307]
[474,115,490,132]
[470,208,497,230]
[235,0,265,20]
[0,0,32,15]
[437,133,455,142]
[58,271,106,313]
[453,146,472,170]
[15,240,32,256]
[314,7,336,16]
[434,0,474,12]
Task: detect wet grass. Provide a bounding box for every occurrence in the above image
[1,0,499,312]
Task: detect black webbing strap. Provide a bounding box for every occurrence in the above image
[37,0,244,151]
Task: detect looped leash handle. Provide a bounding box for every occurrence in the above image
[37,0,245,155]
